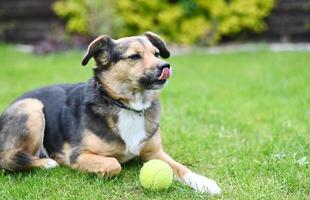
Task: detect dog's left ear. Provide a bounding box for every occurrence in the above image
[82,35,114,66]
[144,31,170,59]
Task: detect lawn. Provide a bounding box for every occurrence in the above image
[0,44,309,199]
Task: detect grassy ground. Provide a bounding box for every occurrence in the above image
[0,44,309,199]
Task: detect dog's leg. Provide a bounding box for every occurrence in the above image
[71,153,121,177]
[140,132,221,195]
[0,98,58,170]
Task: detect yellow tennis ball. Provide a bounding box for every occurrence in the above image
[139,159,173,190]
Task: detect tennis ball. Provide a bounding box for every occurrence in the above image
[139,159,173,190]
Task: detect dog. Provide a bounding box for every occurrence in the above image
[0,32,221,195]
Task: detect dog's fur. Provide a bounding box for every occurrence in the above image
[0,32,221,195]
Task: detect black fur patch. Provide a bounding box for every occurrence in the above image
[0,150,33,171]
[12,150,33,171]
[138,76,167,90]
[144,32,170,58]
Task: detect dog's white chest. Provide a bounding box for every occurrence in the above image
[117,109,147,162]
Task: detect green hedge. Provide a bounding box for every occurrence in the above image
[53,0,275,45]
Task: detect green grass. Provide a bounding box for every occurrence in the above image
[0,44,309,199]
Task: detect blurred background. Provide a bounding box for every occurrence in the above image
[0,0,309,53]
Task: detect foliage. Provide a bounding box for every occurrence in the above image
[52,0,121,36]
[54,0,276,44]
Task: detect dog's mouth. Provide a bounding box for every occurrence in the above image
[138,67,172,90]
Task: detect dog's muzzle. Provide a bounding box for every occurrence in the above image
[138,63,172,90]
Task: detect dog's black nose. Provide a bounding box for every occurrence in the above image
[158,63,170,70]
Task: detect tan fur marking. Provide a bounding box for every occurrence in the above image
[25,113,45,154]
[11,99,45,155]
[62,142,72,161]
[52,142,72,165]
[31,158,51,168]
[106,116,118,133]
[100,78,130,102]
[140,132,162,159]
[140,131,190,179]
[12,98,44,112]
[82,130,124,158]
[72,153,121,176]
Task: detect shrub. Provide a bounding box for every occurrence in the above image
[52,0,275,45]
[52,0,122,36]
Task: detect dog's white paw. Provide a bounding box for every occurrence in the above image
[43,158,59,169]
[183,172,222,195]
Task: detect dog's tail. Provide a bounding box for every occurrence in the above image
[0,149,34,171]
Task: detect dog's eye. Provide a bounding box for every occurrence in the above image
[154,52,160,57]
[128,54,141,60]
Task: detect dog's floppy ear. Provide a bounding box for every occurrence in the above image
[144,31,170,59]
[81,35,114,66]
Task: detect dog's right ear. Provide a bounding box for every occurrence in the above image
[81,35,114,66]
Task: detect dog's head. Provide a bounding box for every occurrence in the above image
[82,32,171,91]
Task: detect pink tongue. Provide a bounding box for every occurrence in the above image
[158,68,171,80]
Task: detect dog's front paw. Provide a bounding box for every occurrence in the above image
[183,172,222,195]
[40,158,59,169]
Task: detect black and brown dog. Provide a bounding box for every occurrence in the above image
[0,32,221,195]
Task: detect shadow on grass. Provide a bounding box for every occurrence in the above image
[0,168,43,178]
[0,159,206,198]
[0,158,143,176]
